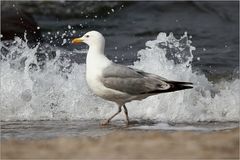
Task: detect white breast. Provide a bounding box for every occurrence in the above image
[86,50,111,97]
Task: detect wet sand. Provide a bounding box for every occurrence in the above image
[2,128,239,159]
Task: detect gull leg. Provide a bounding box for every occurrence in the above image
[101,105,122,125]
[123,105,130,125]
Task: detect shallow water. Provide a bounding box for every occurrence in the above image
[1,120,239,140]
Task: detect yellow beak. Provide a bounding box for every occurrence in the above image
[72,38,83,44]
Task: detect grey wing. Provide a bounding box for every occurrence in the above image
[101,64,171,95]
[102,64,143,78]
[103,64,168,81]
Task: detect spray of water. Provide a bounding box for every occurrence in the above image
[0,33,239,122]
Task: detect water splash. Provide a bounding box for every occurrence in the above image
[130,32,239,122]
[0,33,239,122]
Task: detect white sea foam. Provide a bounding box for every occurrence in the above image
[0,33,239,122]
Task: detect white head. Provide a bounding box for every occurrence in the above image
[72,31,105,50]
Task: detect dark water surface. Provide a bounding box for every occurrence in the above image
[2,1,239,77]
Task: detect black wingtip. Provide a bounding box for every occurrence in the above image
[169,81,193,91]
[178,85,193,90]
[167,81,193,85]
[146,83,193,94]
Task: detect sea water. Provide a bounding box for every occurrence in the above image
[0,32,239,140]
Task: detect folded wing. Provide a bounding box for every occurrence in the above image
[101,64,192,95]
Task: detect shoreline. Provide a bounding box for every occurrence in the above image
[2,128,239,159]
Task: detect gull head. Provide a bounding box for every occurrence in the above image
[72,31,105,48]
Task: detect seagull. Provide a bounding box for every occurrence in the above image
[72,31,193,125]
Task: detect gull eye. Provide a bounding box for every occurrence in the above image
[86,35,89,38]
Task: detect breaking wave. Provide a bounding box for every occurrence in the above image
[0,32,239,122]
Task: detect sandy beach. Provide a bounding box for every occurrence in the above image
[2,128,239,159]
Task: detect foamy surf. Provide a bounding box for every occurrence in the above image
[0,32,239,123]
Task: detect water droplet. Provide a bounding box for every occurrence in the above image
[61,33,66,38]
[37,26,40,30]
[62,39,67,46]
